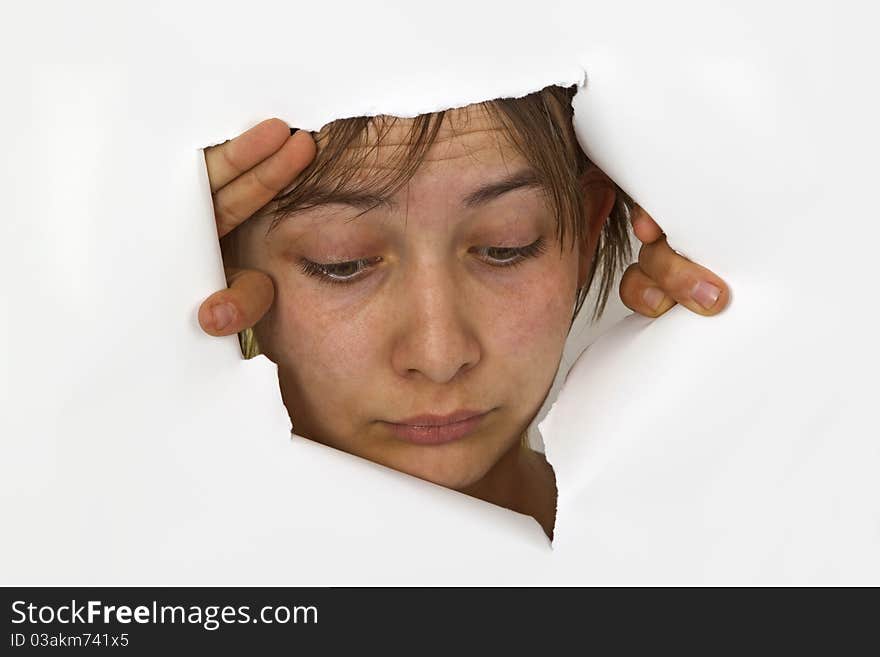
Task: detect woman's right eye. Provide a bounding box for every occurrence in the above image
[299,257,382,285]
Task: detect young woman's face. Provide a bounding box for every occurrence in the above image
[237,106,595,491]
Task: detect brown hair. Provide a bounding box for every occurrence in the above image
[236,84,634,358]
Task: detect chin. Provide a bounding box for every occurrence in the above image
[422,472,479,492]
[404,454,494,492]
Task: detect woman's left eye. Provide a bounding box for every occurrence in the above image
[474,236,547,267]
[299,236,547,286]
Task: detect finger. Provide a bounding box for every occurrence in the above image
[212,130,316,238]
[619,263,677,317]
[631,206,665,244]
[198,268,275,336]
[638,237,730,315]
[204,118,291,193]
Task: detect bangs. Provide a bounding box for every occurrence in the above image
[266,111,446,230]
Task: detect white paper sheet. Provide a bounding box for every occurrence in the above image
[2,0,877,584]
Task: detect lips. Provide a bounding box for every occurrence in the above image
[394,410,487,426]
[384,409,491,445]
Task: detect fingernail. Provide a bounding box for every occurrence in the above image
[642,287,665,311]
[290,127,299,135]
[211,303,235,331]
[691,281,721,310]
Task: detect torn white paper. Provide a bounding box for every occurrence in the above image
[2,0,878,584]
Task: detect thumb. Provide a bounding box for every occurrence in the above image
[198,268,275,337]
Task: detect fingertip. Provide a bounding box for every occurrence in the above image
[642,286,666,313]
[633,215,664,244]
[276,132,317,185]
[713,281,731,313]
[689,280,724,313]
[631,213,647,239]
[198,297,223,333]
[198,298,241,336]
[197,302,214,334]
[289,128,317,154]
[263,117,290,134]
[239,118,293,158]
[213,302,238,333]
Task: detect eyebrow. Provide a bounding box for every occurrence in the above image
[461,167,543,208]
[288,167,544,215]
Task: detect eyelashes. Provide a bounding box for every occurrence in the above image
[299,256,382,285]
[299,236,548,286]
[477,236,547,267]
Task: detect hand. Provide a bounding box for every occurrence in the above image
[619,207,730,317]
[198,119,316,336]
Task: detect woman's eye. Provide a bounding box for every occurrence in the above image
[475,236,547,267]
[299,257,381,285]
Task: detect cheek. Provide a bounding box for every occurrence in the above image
[479,255,578,363]
[260,282,375,379]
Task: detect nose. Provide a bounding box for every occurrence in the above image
[390,258,481,384]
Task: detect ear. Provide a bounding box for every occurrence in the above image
[577,165,617,290]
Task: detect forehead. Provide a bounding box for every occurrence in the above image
[315,103,521,167]
[260,102,546,234]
